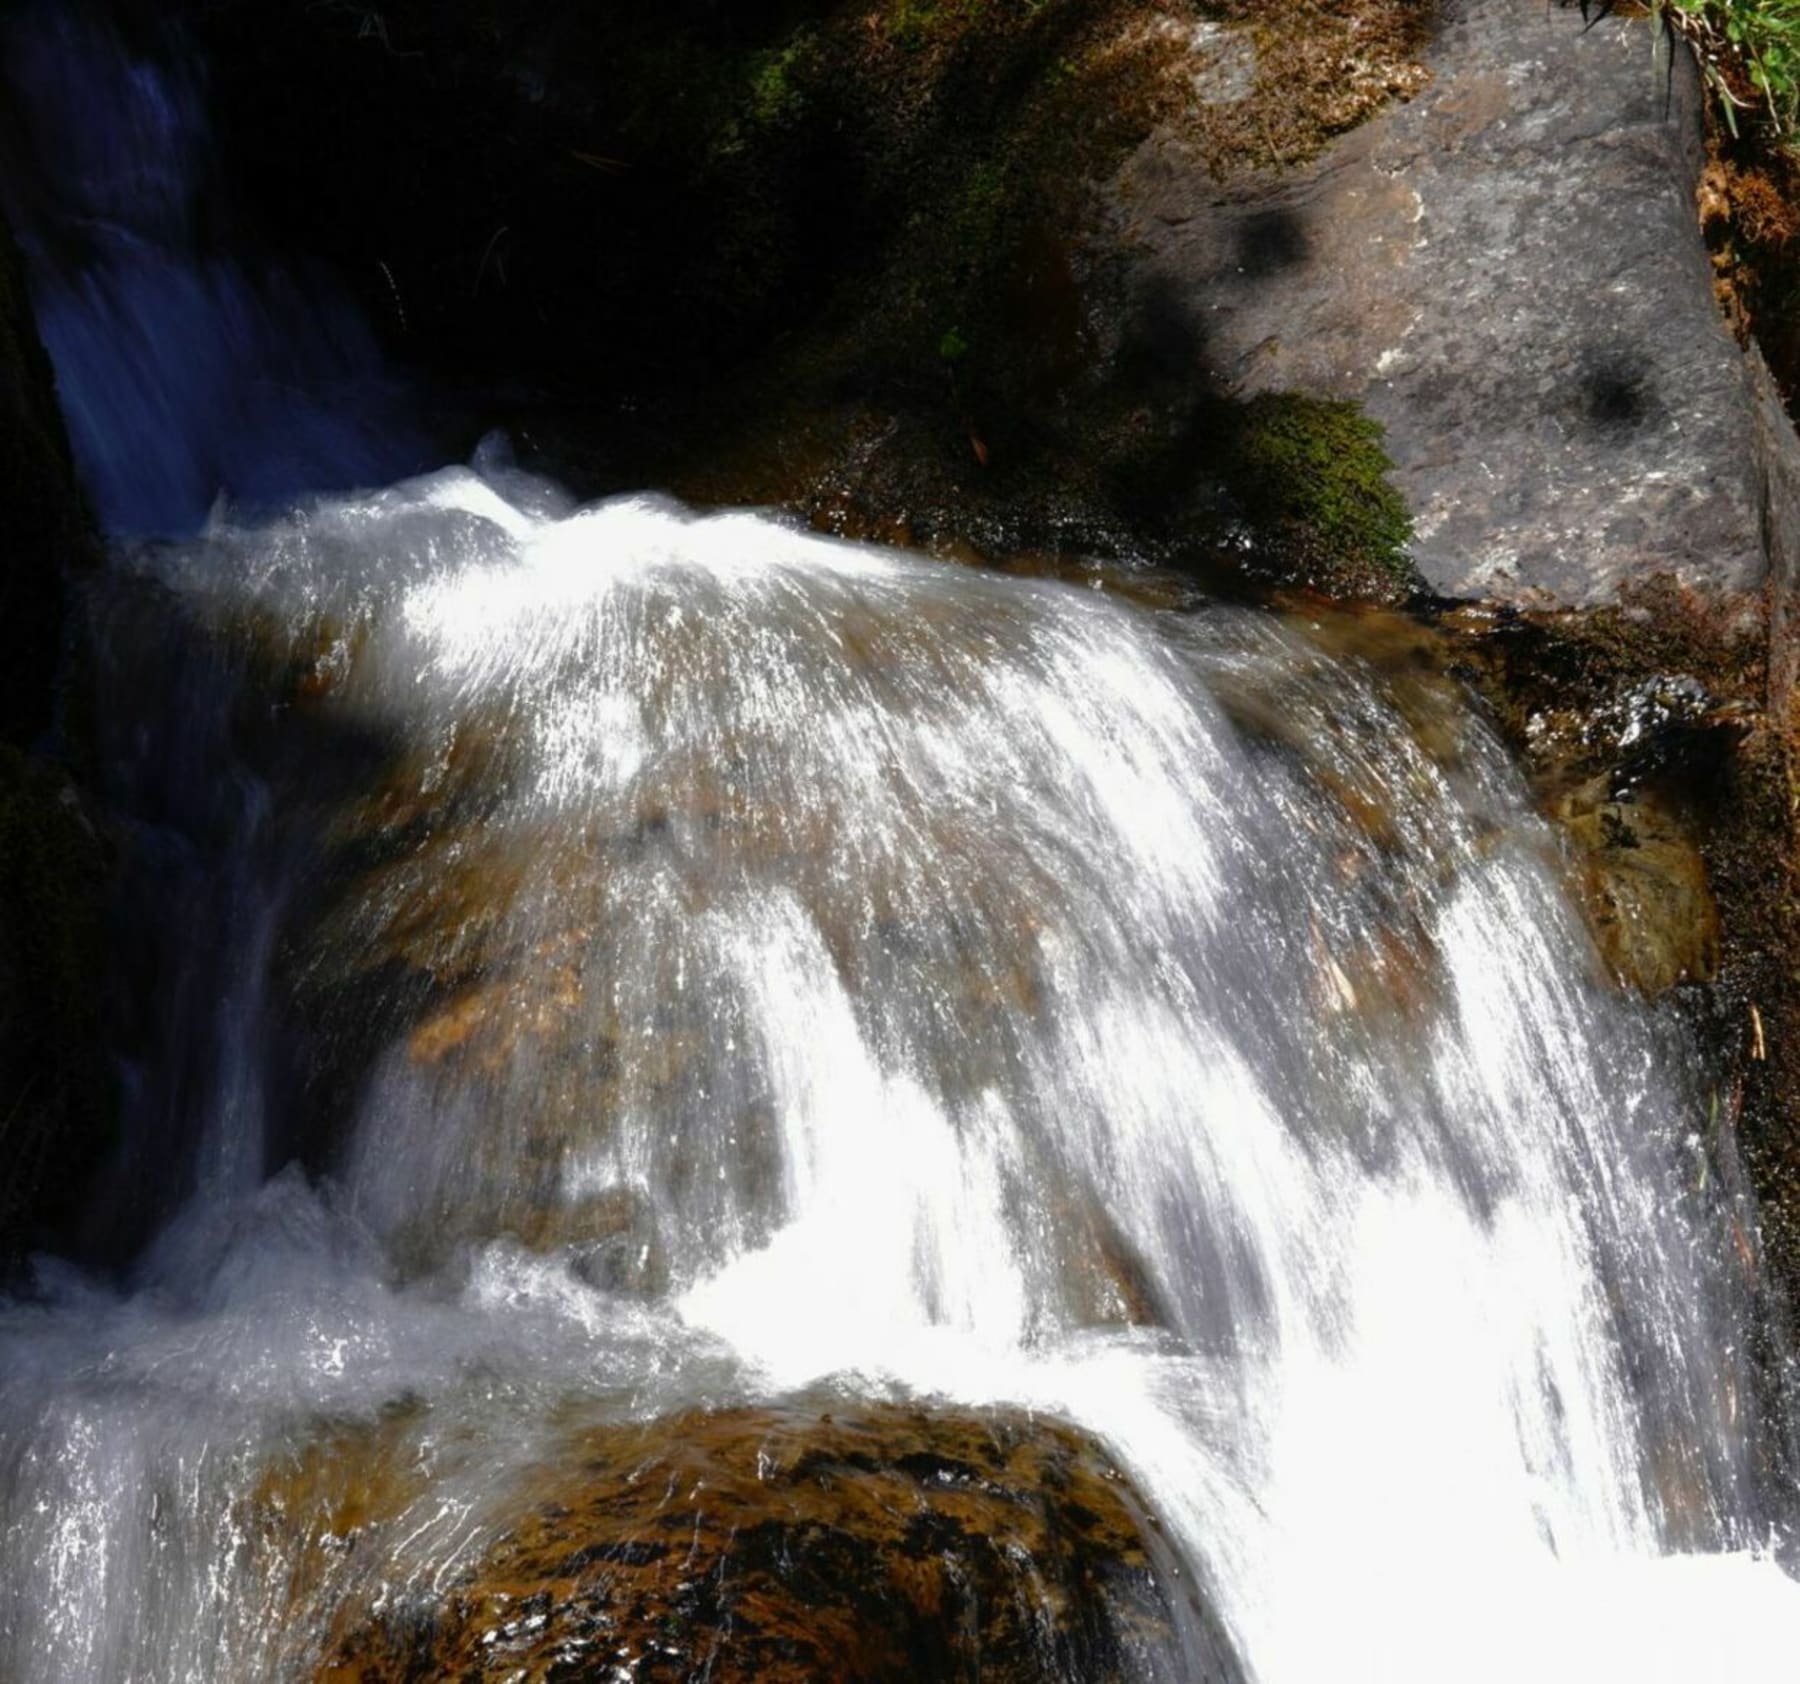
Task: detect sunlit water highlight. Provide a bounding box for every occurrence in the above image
[3,460,1798,1679]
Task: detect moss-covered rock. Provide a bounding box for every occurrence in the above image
[1224,393,1417,599]
[181,0,1431,585]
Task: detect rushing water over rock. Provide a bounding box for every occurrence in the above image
[3,458,1798,1679]
[0,1,420,536]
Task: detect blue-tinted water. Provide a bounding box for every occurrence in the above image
[1,1,422,536]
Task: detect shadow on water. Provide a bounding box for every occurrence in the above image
[75,571,409,1268]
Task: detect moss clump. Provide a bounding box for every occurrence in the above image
[1700,93,1800,414]
[744,28,819,135]
[886,0,988,54]
[0,745,110,1265]
[1227,393,1417,597]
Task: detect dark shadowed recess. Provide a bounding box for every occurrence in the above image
[185,0,959,473]
[66,0,1427,601]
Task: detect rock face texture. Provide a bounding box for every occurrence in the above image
[0,210,106,1270]
[1115,0,1797,608]
[0,214,85,740]
[316,1404,1219,1684]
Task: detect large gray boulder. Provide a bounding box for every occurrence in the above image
[1113,0,1800,611]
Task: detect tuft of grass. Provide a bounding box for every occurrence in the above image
[1653,0,1800,144]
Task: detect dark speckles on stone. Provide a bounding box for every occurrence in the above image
[1580,350,1656,435]
[1109,0,1789,606]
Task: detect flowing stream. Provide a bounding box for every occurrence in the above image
[6,6,1800,1681]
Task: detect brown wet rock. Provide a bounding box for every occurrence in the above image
[1054,1186,1169,1331]
[1556,778,1720,995]
[1229,591,1738,1006]
[285,717,803,1271]
[1434,584,1749,1004]
[248,1403,435,1640]
[1420,579,1800,1387]
[316,1402,1220,1684]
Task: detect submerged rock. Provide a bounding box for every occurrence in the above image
[316,1403,1216,1684]
[1557,779,1720,995]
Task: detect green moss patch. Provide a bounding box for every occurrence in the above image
[1226,393,1417,597]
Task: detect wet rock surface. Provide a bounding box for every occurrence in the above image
[1269,593,1735,1000]
[316,1403,1211,1684]
[1556,779,1721,996]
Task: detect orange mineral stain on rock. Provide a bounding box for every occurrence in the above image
[316,1403,1191,1684]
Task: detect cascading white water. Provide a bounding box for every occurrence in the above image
[3,457,1798,1680]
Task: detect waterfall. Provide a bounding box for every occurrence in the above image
[6,3,1800,1677]
[3,457,1798,1679]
